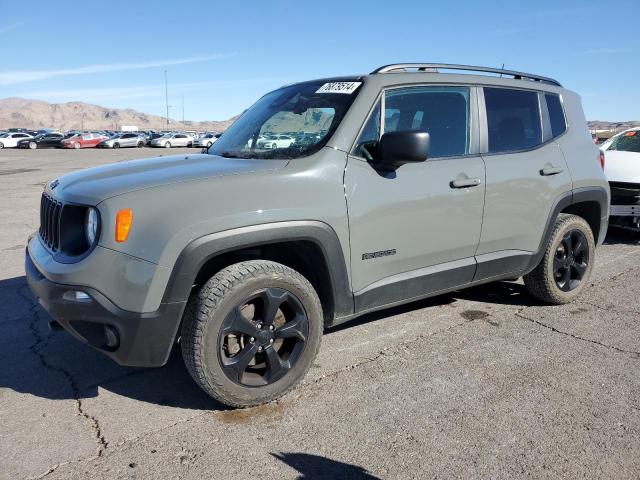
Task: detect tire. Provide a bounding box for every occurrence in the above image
[113,142,120,149]
[29,141,37,150]
[0,142,5,149]
[206,142,212,147]
[524,214,595,304]
[165,142,171,148]
[137,141,143,148]
[181,260,323,408]
[74,142,80,149]
[187,141,193,147]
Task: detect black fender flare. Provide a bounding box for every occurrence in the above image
[524,186,609,274]
[161,221,354,321]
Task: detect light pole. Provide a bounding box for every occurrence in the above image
[164,70,170,127]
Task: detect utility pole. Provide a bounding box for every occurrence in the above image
[164,70,170,128]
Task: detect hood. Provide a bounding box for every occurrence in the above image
[603,150,640,184]
[47,153,288,204]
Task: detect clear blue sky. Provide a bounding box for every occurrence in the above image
[0,0,637,121]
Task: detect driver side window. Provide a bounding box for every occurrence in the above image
[352,101,381,158]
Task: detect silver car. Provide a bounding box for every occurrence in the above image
[150,133,194,148]
[98,133,145,149]
[192,133,220,148]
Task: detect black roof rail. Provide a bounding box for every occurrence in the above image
[371,63,562,87]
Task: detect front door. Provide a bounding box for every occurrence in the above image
[345,85,486,313]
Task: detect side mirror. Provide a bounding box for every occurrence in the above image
[378,131,430,170]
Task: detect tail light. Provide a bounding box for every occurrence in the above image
[599,150,605,171]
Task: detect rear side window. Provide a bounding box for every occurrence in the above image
[608,131,640,153]
[545,93,567,138]
[484,88,542,153]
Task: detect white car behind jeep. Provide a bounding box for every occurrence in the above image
[601,127,640,232]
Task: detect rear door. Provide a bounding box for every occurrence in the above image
[475,87,572,278]
[345,85,486,312]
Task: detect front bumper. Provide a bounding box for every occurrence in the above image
[25,247,185,367]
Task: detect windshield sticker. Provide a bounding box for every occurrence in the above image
[316,82,362,94]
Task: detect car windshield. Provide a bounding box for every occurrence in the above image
[208,79,362,159]
[607,130,640,154]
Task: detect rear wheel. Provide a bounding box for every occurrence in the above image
[181,260,323,408]
[0,142,3,149]
[165,141,171,148]
[29,141,37,150]
[74,142,80,149]
[113,142,120,149]
[524,214,595,304]
[137,141,144,148]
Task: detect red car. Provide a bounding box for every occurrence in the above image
[60,133,107,149]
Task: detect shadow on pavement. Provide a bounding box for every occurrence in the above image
[0,270,560,410]
[0,275,221,411]
[271,452,380,479]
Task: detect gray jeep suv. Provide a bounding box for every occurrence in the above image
[26,64,609,407]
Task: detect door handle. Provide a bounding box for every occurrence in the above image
[450,178,482,189]
[540,166,564,176]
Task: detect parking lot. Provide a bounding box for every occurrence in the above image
[1,148,640,479]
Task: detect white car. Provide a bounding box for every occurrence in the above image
[257,134,295,149]
[193,133,220,148]
[150,133,194,148]
[0,132,33,148]
[600,127,640,232]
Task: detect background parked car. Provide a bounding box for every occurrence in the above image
[17,132,64,149]
[150,133,193,148]
[600,127,640,233]
[193,132,219,148]
[98,132,146,148]
[60,132,107,149]
[257,134,295,149]
[0,132,33,148]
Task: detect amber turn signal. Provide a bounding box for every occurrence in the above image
[115,209,133,243]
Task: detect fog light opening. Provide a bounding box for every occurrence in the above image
[104,325,120,350]
[63,290,92,303]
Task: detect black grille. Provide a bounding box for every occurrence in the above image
[39,193,63,251]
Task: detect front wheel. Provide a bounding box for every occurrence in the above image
[113,142,120,149]
[137,141,144,148]
[181,260,323,408]
[29,141,37,150]
[524,214,595,304]
[73,142,81,149]
[165,142,171,148]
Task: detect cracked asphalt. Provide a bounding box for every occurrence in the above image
[1,148,639,479]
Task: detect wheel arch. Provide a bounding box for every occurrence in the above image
[162,221,354,327]
[524,186,609,274]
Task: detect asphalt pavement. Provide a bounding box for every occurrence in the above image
[1,147,639,479]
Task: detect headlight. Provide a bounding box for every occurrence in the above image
[85,207,99,245]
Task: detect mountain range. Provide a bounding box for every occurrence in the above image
[0,98,237,132]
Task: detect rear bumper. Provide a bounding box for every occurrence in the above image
[25,247,185,367]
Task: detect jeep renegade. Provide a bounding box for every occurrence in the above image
[26,64,610,407]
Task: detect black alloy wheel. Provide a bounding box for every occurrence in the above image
[218,287,308,387]
[553,229,589,292]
